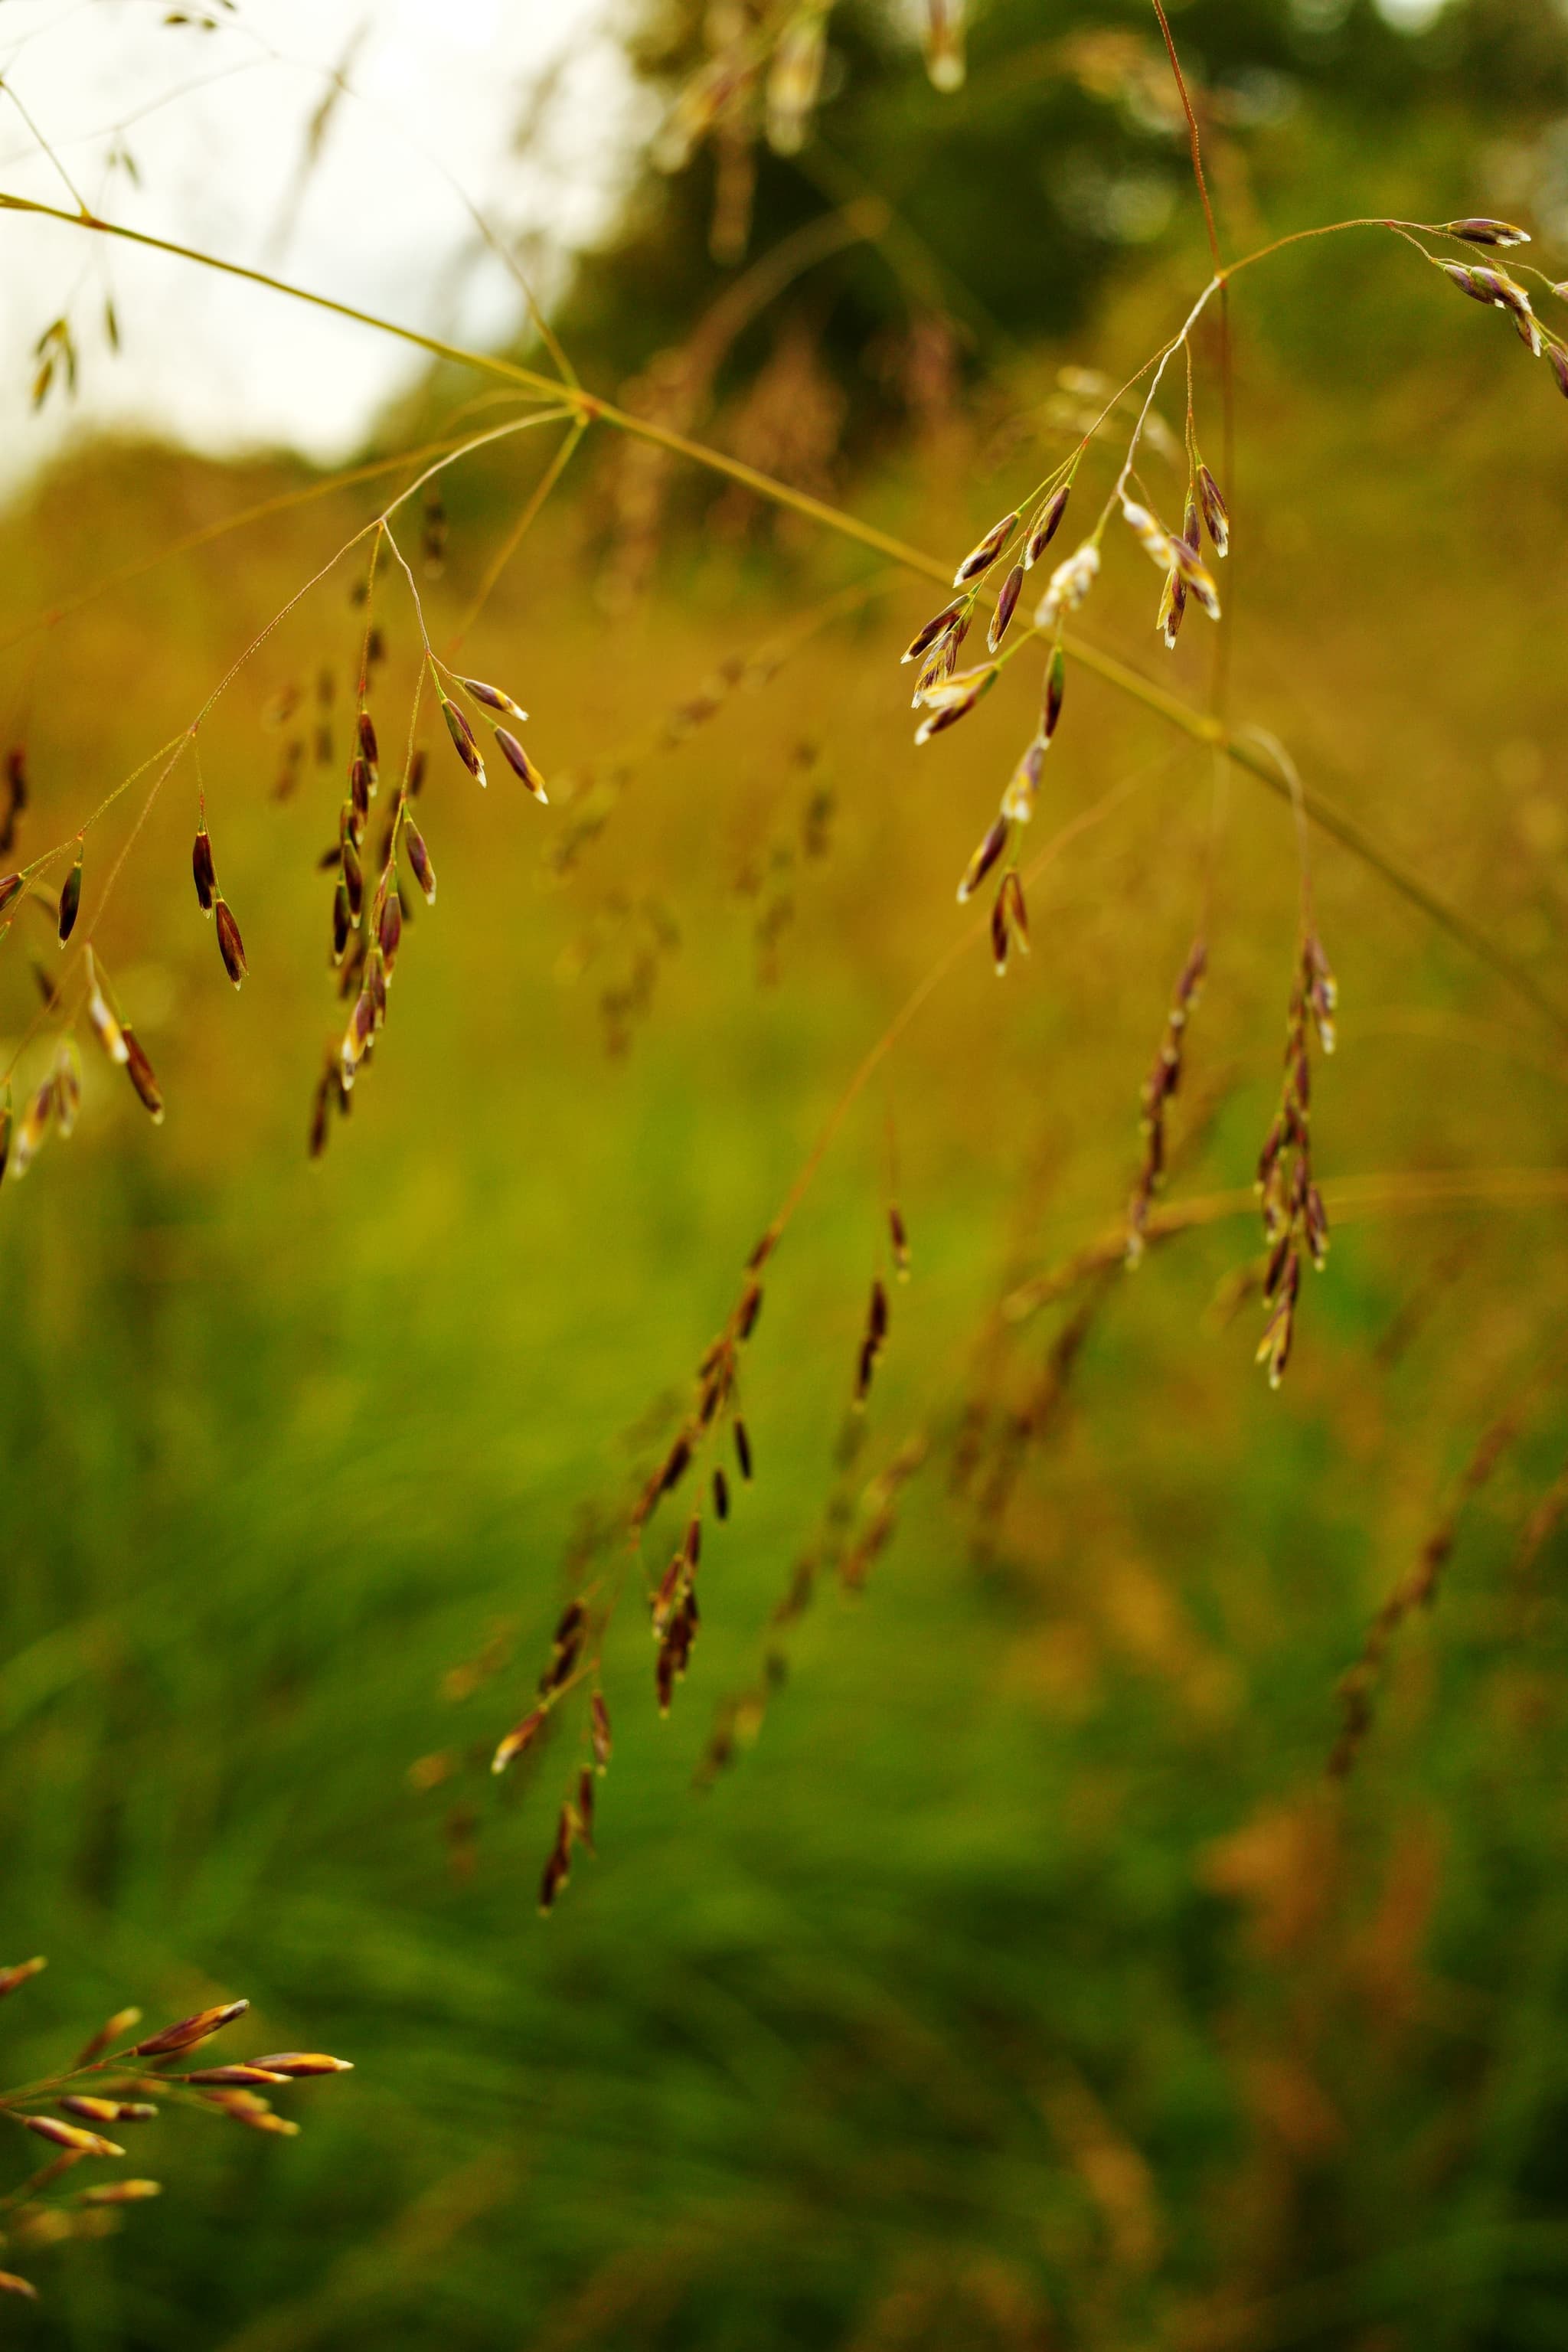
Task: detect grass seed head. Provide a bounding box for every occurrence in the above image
[952,509,1018,587]
[122,1029,165,1122]
[403,821,436,905]
[958,815,1010,904]
[1197,463,1230,557]
[57,838,83,944]
[494,727,547,802]
[0,1955,46,1999]
[1024,485,1071,568]
[214,898,247,989]
[24,2115,123,2158]
[987,563,1024,652]
[191,828,216,916]
[441,696,486,787]
[459,677,528,720]
[133,1998,248,2058]
[1447,217,1530,247]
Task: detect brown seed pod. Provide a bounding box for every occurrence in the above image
[183,2065,289,2087]
[191,828,216,916]
[214,898,247,989]
[493,727,547,802]
[737,1279,763,1340]
[57,839,83,943]
[442,697,486,786]
[122,1029,165,1123]
[459,677,528,720]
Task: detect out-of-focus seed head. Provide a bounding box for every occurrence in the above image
[248,2052,353,2076]
[923,0,965,89]
[956,814,1009,904]
[74,2181,162,2206]
[0,871,22,918]
[986,564,1025,652]
[331,880,351,967]
[404,821,436,906]
[85,950,129,1067]
[357,710,379,782]
[1033,538,1099,630]
[57,839,83,944]
[734,1417,753,1480]
[1023,485,1070,568]
[459,677,528,720]
[889,1204,910,1279]
[1042,645,1067,740]
[999,869,1029,959]
[1447,217,1530,247]
[1549,343,1568,400]
[1001,735,1045,824]
[122,1029,165,1123]
[53,1039,82,1137]
[492,1705,547,1775]
[952,509,1018,588]
[24,2115,123,2158]
[191,828,216,916]
[990,889,1008,976]
[407,747,426,799]
[442,696,486,787]
[712,1465,730,1519]
[10,1078,53,1179]
[0,2274,38,2300]
[590,1691,612,1772]
[377,891,402,976]
[214,898,247,989]
[0,1955,45,1999]
[494,727,547,802]
[1157,566,1187,650]
[1197,463,1230,557]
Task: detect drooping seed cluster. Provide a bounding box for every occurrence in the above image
[0,1959,349,2301]
[1254,933,1336,1388]
[1432,220,1568,394]
[1126,937,1207,1265]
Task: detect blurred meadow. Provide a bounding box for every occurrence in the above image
[4,2,1568,2346]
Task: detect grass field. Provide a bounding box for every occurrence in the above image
[3,211,1568,2349]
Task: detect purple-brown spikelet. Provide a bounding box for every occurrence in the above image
[122,1030,165,1123]
[214,899,247,989]
[459,677,528,720]
[441,696,486,787]
[987,564,1025,652]
[133,1998,248,2058]
[357,710,378,784]
[191,828,216,916]
[492,1706,547,1775]
[1024,485,1070,568]
[331,881,351,966]
[902,597,969,665]
[341,826,364,922]
[957,815,1009,904]
[58,839,82,943]
[377,892,401,977]
[733,1418,753,1480]
[952,509,1018,586]
[1447,217,1530,247]
[404,821,436,905]
[1197,463,1230,557]
[494,727,547,802]
[713,1466,730,1519]
[0,871,21,918]
[1548,343,1568,400]
[24,2115,123,2158]
[590,1691,612,1771]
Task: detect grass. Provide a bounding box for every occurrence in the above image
[2,219,1568,2348]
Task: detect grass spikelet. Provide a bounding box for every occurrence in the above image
[57,838,83,944]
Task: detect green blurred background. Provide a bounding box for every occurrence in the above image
[5,1,1568,2344]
